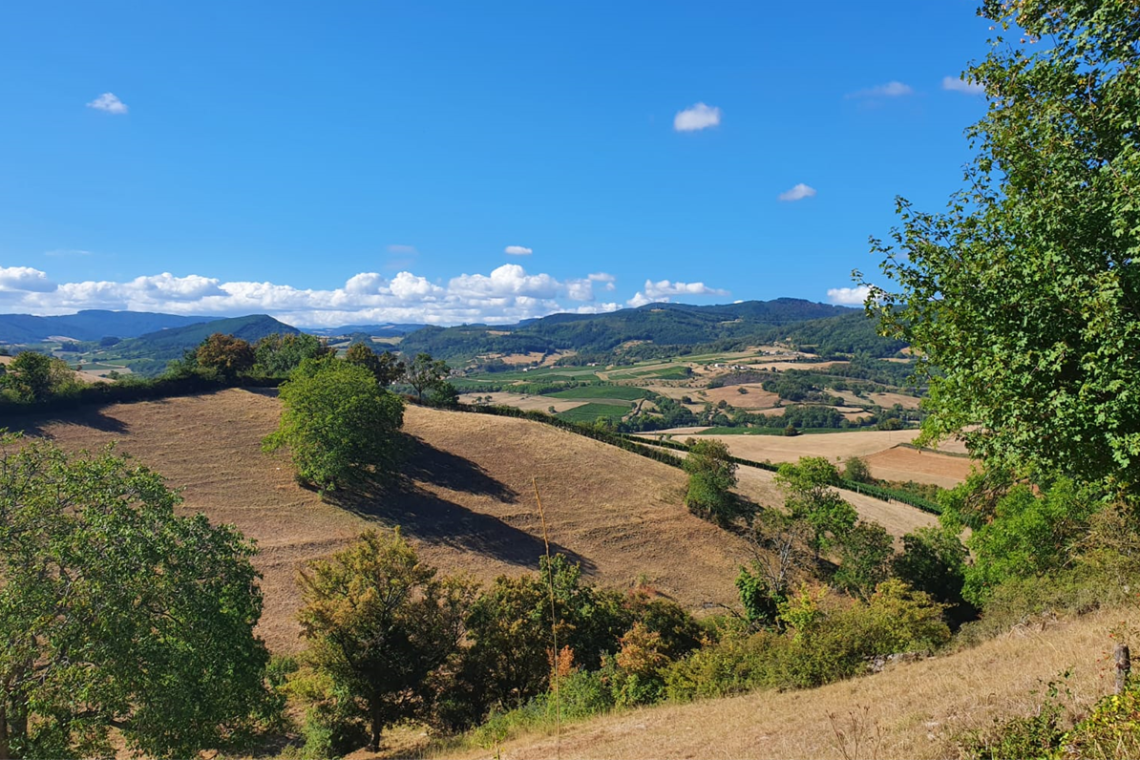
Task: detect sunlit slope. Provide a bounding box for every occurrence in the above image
[24,389,754,651]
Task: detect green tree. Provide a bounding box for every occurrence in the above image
[344,343,406,387]
[253,333,332,376]
[892,526,973,620]
[295,530,476,752]
[943,477,1096,606]
[196,333,255,380]
[775,457,857,556]
[833,521,894,599]
[0,434,270,759]
[863,0,1140,497]
[263,358,405,492]
[843,456,873,484]
[404,353,450,402]
[682,439,739,524]
[1,352,78,403]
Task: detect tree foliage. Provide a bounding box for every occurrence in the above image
[0,435,270,759]
[0,352,80,404]
[344,343,405,387]
[864,0,1140,497]
[263,358,405,492]
[295,529,476,751]
[682,439,740,524]
[196,333,256,380]
[404,353,451,401]
[775,457,858,556]
[253,332,332,376]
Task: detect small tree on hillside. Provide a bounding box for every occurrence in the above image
[775,456,857,557]
[344,343,406,387]
[0,435,271,759]
[263,357,405,492]
[843,456,873,484]
[405,353,450,402]
[196,333,255,380]
[295,530,476,752]
[682,438,739,525]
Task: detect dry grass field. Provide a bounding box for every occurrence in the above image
[864,447,975,489]
[456,392,587,413]
[702,384,781,409]
[440,606,1135,760]
[867,391,923,410]
[17,389,758,652]
[644,429,924,463]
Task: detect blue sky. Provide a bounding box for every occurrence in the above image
[0,0,991,327]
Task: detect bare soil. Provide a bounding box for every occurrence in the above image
[864,446,975,488]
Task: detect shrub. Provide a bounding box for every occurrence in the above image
[843,456,872,484]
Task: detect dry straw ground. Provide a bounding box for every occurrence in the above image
[440,607,1138,760]
[17,388,764,651]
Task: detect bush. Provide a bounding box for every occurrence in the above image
[843,456,872,484]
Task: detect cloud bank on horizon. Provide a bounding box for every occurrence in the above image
[0,263,745,328]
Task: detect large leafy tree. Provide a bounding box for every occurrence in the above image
[0,435,270,759]
[295,530,476,752]
[1,352,79,403]
[263,357,406,492]
[864,0,1140,497]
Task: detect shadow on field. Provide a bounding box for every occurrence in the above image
[330,441,593,572]
[401,436,519,503]
[6,407,130,437]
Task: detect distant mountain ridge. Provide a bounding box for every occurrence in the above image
[397,298,900,361]
[0,310,212,343]
[114,314,300,359]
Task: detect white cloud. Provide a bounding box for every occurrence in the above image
[86,92,129,114]
[848,81,913,99]
[387,244,419,255]
[778,183,817,202]
[504,245,533,256]
[643,279,729,299]
[826,285,871,306]
[0,266,56,292]
[674,102,721,132]
[627,278,729,307]
[0,262,731,328]
[942,76,985,95]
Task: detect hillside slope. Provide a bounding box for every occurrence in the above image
[21,389,755,651]
[445,606,1134,760]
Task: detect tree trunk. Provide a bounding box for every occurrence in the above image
[368,703,383,752]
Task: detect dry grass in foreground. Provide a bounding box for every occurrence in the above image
[438,606,1137,760]
[16,388,755,652]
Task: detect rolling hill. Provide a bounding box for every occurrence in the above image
[17,389,757,652]
[0,309,211,343]
[397,299,905,362]
[107,314,299,362]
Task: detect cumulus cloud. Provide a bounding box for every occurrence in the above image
[626,278,729,307]
[0,266,57,292]
[848,81,913,99]
[826,285,871,306]
[0,262,715,327]
[674,102,721,132]
[86,92,129,114]
[778,183,817,202]
[942,76,985,95]
[643,279,729,299]
[504,245,533,256]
